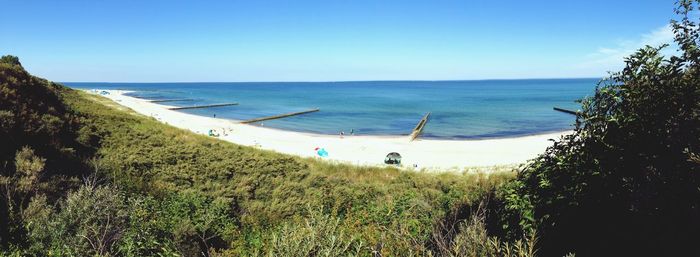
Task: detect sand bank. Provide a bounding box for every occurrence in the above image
[94,90,569,172]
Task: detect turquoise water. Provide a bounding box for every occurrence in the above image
[66,79,597,139]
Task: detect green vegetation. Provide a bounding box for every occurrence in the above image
[494,1,700,256]
[1,56,90,253]
[3,1,700,256]
[0,54,530,255]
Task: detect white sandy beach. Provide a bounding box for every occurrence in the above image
[95,90,569,172]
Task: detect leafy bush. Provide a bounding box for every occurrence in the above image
[499,1,700,256]
[257,207,363,257]
[23,183,129,256]
[22,183,241,256]
[0,56,21,67]
[155,191,238,256]
[432,209,536,257]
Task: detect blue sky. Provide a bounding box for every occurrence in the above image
[1,0,676,82]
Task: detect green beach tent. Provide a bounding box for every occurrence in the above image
[384,152,402,165]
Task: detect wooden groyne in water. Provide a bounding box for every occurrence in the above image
[168,103,239,110]
[409,112,431,141]
[150,99,194,103]
[240,108,320,124]
[553,107,578,115]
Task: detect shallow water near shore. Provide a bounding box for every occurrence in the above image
[66,79,596,139]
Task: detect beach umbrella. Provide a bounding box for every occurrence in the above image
[384,152,402,165]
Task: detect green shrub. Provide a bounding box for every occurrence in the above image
[499,1,700,256]
[23,183,128,256]
[431,209,536,257]
[258,207,363,257]
[0,55,21,66]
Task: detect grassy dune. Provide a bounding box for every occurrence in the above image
[54,89,523,255]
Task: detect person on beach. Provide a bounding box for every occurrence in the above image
[350,129,354,135]
[340,131,344,138]
[214,114,216,118]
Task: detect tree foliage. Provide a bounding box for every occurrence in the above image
[499,1,700,256]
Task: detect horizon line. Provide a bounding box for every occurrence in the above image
[60,76,603,84]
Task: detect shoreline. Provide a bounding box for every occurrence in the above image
[120,91,571,142]
[92,89,571,172]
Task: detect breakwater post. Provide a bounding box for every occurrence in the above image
[409,112,431,141]
[168,103,239,110]
[553,107,578,115]
[240,108,320,124]
[150,99,194,103]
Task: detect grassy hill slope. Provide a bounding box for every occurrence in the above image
[1,56,529,256]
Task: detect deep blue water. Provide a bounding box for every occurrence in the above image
[65,79,598,139]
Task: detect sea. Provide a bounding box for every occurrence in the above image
[66,79,598,139]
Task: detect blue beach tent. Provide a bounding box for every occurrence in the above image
[316,147,329,157]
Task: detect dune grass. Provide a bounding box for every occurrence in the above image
[63,89,519,255]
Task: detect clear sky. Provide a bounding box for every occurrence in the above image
[1,0,677,82]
